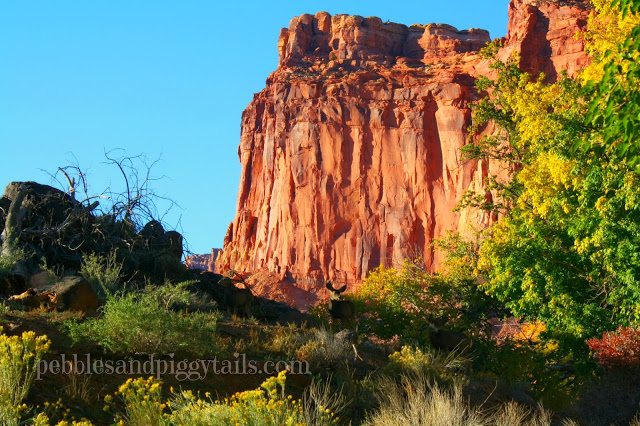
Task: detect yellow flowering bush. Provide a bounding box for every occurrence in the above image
[167,370,337,426]
[386,345,468,382]
[109,371,338,425]
[31,411,95,426]
[0,330,51,426]
[108,376,165,426]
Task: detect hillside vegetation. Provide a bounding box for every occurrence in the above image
[1,0,640,424]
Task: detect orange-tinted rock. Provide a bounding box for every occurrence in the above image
[498,0,590,80]
[185,248,222,272]
[216,0,590,308]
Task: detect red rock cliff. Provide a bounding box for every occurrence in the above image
[216,0,589,307]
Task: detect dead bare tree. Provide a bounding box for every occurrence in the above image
[102,149,179,231]
[0,149,184,285]
[44,150,181,233]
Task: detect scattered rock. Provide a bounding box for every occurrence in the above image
[0,181,75,233]
[8,288,41,310]
[3,321,33,337]
[50,276,99,314]
[138,220,184,260]
[29,270,55,289]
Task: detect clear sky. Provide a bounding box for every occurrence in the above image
[0,1,509,255]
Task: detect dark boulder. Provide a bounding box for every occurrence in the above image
[165,230,183,260]
[49,276,99,314]
[0,181,75,234]
[0,273,28,298]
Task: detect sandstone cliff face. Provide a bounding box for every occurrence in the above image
[216,0,589,307]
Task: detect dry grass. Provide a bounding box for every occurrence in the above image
[64,370,92,402]
[303,375,349,426]
[491,401,554,426]
[365,374,484,426]
[296,328,353,365]
[364,373,574,426]
[265,323,308,356]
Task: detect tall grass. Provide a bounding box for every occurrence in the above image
[296,328,353,365]
[364,373,568,426]
[365,374,484,426]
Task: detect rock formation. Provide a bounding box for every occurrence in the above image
[216,0,590,307]
[185,248,222,271]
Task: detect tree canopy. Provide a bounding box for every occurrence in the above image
[463,0,640,348]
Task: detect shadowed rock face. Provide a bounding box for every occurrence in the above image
[216,0,590,308]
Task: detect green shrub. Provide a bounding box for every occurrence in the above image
[65,290,220,357]
[265,323,308,357]
[79,250,123,299]
[143,280,191,310]
[353,233,497,343]
[0,248,27,284]
[0,302,9,317]
[472,338,574,409]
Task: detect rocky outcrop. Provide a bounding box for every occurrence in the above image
[498,0,590,80]
[185,248,222,271]
[216,0,590,308]
[0,180,192,289]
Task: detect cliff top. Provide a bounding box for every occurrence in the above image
[277,11,492,70]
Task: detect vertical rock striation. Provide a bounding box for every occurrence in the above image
[216,0,590,307]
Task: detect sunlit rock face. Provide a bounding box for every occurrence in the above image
[216,0,590,308]
[185,249,221,271]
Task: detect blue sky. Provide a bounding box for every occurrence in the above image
[0,1,508,255]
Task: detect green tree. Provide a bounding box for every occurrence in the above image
[581,0,640,166]
[464,0,640,350]
[354,233,498,342]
